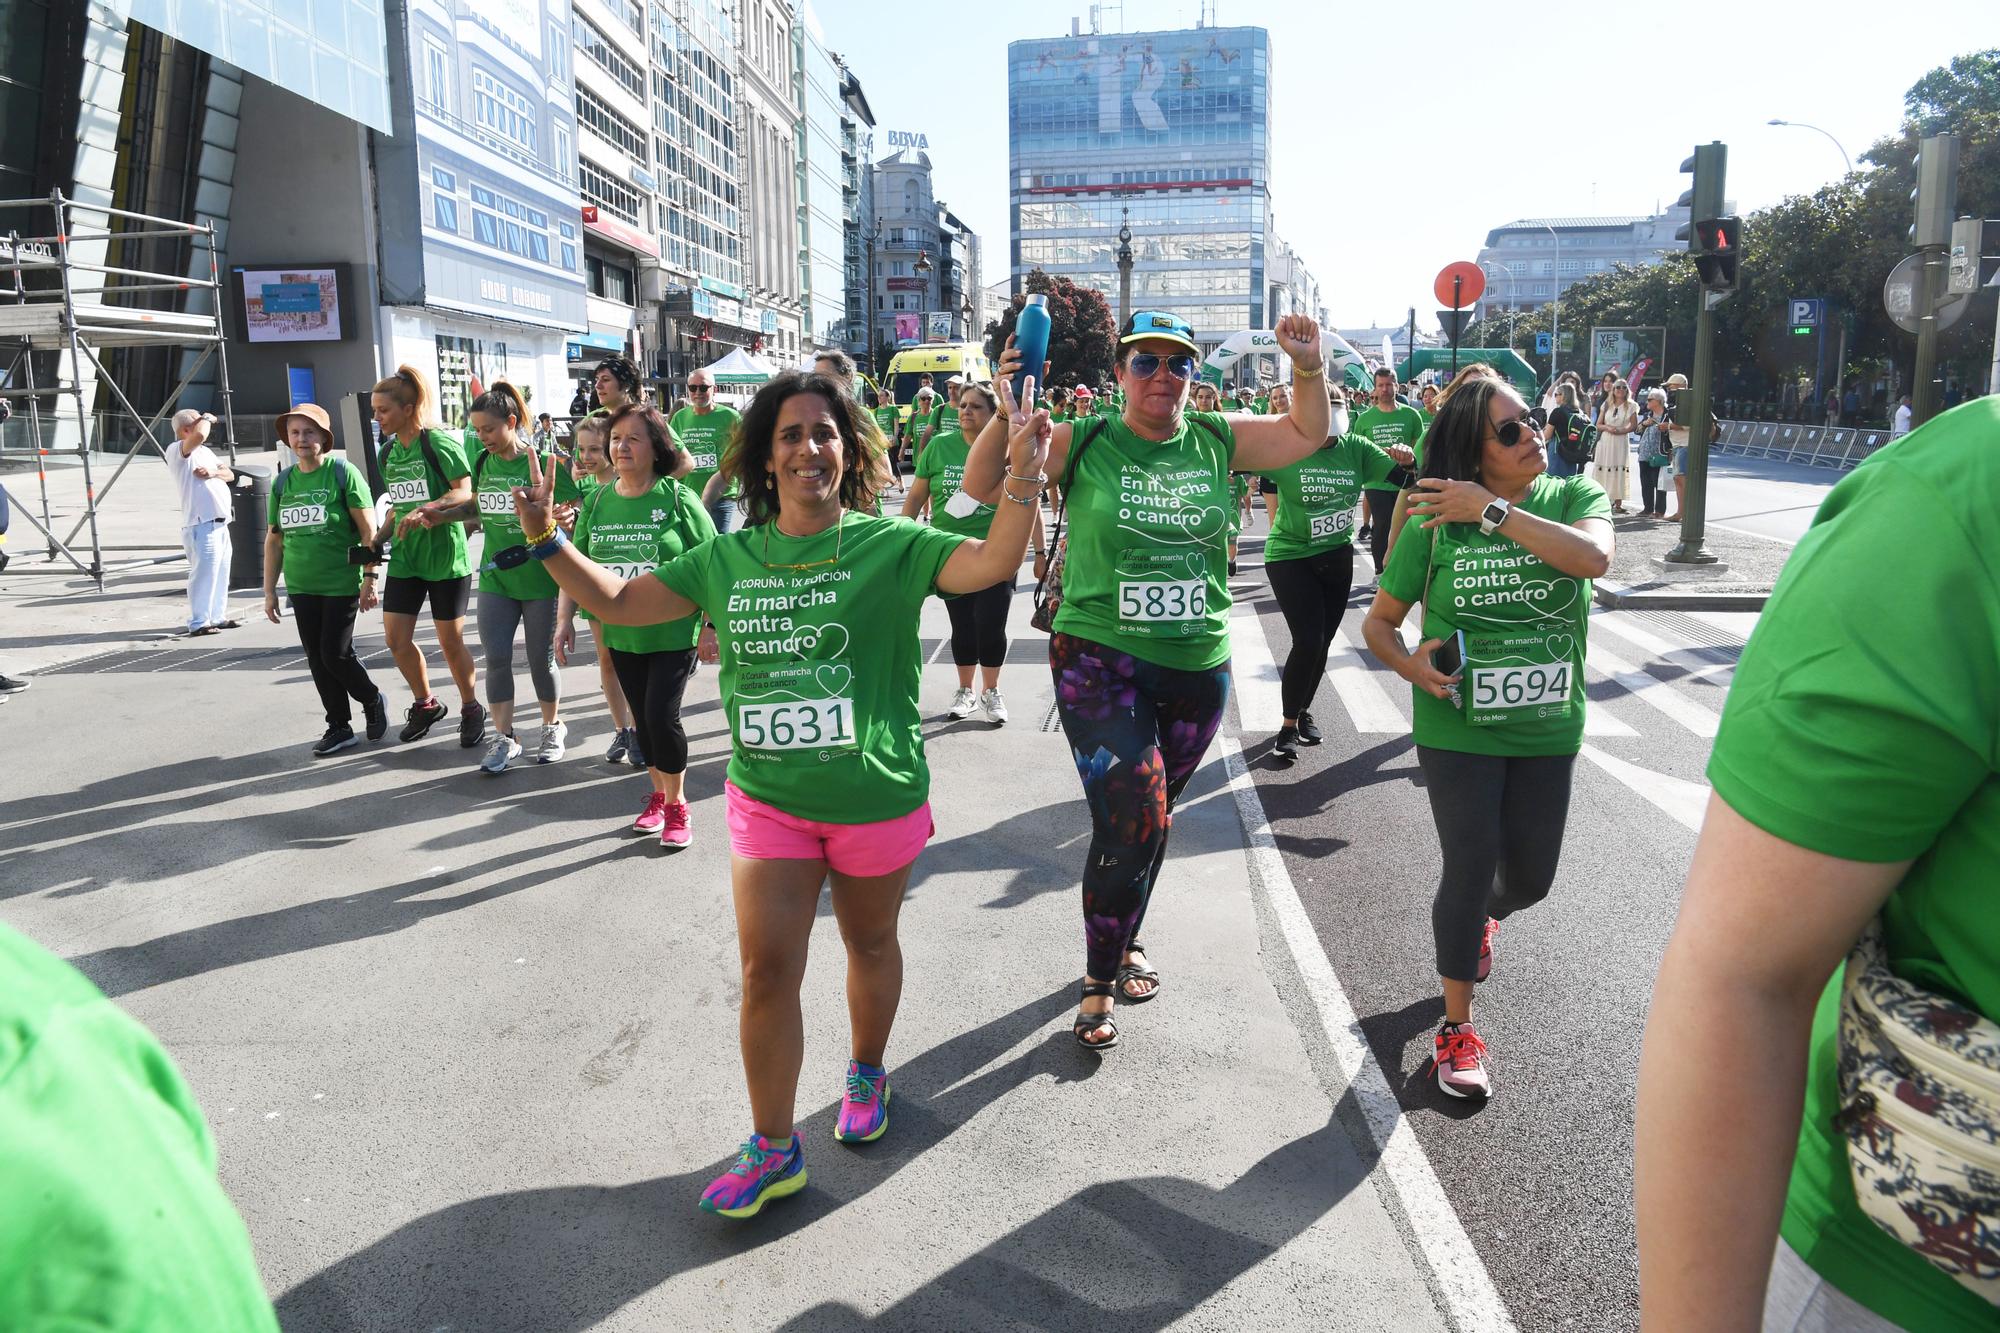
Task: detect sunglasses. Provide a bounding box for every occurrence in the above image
[1128,352,1199,381]
[688,385,713,394]
[1489,412,1539,448]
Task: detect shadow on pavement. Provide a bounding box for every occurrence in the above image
[771,1086,1372,1331]
[273,984,1083,1333]
[1357,994,1489,1123]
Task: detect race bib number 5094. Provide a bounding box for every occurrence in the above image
[386,477,429,504]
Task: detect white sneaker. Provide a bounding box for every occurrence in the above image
[947,686,977,719]
[980,687,1009,725]
[480,733,523,773]
[536,720,568,764]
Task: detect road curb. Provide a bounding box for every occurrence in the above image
[1594,578,1771,612]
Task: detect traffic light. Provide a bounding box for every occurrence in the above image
[1675,142,1727,248]
[1910,134,1959,248]
[1693,217,1742,293]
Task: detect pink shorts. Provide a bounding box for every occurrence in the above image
[724,780,934,877]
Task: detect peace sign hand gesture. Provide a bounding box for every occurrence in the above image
[511,444,557,539]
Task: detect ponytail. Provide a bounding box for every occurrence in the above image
[471,380,528,428]
[371,364,437,428]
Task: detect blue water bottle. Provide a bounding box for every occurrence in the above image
[1013,294,1051,409]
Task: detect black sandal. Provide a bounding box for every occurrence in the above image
[1072,981,1118,1051]
[1115,942,1161,1004]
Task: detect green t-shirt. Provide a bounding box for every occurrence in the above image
[1053,412,1236,671]
[1259,434,1403,563]
[926,402,961,439]
[472,446,580,600]
[1377,472,1610,757]
[0,923,281,1332]
[1229,473,1251,535]
[380,430,473,581]
[1353,402,1428,491]
[872,405,900,444]
[1708,399,2000,1333]
[269,458,371,597]
[1253,396,1270,415]
[1095,396,1117,418]
[654,512,966,822]
[573,476,715,653]
[911,429,994,541]
[1049,408,1071,425]
[669,404,741,501]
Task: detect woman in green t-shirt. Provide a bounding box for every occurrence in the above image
[512,369,1052,1219]
[1361,376,1614,1101]
[259,403,386,757]
[901,383,1039,725]
[969,310,1334,1052]
[560,405,714,846]
[411,382,581,773]
[565,417,643,766]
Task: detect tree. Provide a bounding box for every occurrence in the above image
[982,269,1117,389]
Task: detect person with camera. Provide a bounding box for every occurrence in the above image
[1360,374,1613,1100]
[260,404,387,756]
[166,409,237,636]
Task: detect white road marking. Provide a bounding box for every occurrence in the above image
[1590,616,1736,691]
[1709,519,1798,546]
[1585,643,1720,738]
[1324,627,1408,734]
[1579,744,1712,833]
[1221,736,1518,1333]
[1228,600,1285,734]
[1581,691,1639,737]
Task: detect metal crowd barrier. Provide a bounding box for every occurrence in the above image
[1709,419,1893,472]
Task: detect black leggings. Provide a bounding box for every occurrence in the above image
[1416,747,1576,981]
[609,647,695,775]
[944,576,1013,669]
[1365,489,1398,570]
[1638,463,1667,515]
[291,593,378,728]
[1266,545,1354,719]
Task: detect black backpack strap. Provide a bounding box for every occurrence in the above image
[418,429,452,493]
[471,449,489,489]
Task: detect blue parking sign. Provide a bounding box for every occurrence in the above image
[1535,332,1553,355]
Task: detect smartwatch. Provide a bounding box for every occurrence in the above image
[1480,497,1512,535]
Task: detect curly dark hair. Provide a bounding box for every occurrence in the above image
[726,371,884,527]
[1421,369,1514,486]
[604,403,684,479]
[593,354,642,402]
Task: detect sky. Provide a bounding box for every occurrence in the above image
[818,0,1991,334]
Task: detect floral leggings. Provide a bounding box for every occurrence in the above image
[1050,633,1233,981]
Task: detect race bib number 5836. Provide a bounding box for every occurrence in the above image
[1118,579,1206,622]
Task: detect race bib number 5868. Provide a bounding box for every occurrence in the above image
[1309,510,1353,541]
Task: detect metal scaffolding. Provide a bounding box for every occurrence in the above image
[0,189,239,588]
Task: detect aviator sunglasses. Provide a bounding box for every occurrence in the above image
[1127,352,1199,381]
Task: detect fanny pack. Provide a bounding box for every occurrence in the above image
[1833,921,2000,1306]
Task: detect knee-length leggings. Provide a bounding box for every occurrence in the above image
[1416,746,1577,981]
[476,592,559,707]
[610,647,695,775]
[1266,544,1354,719]
[1050,633,1232,980]
[944,575,1013,669]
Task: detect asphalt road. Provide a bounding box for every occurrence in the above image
[1702,452,1843,545]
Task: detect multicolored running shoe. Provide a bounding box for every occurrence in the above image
[698,1133,807,1218]
[834,1060,892,1144]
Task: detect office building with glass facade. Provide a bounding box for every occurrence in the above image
[1007,24,1272,356]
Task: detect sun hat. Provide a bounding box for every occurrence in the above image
[275,402,334,443]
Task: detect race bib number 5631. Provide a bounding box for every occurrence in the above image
[737,699,854,750]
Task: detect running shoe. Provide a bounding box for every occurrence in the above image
[1477,917,1499,983]
[627,729,649,769]
[459,700,487,748]
[659,799,692,849]
[946,686,977,720]
[312,726,359,757]
[979,687,1009,726]
[1433,1022,1493,1100]
[605,727,631,764]
[0,674,30,693]
[1272,725,1299,760]
[400,697,449,742]
[362,689,389,741]
[834,1060,892,1144]
[481,733,522,774]
[537,720,568,765]
[1228,559,1239,576]
[1297,711,1323,745]
[698,1133,807,1219]
[632,791,669,835]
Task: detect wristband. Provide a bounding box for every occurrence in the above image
[527,527,569,561]
[1292,362,1326,380]
[1001,483,1041,507]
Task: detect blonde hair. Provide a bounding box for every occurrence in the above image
[371,364,437,426]
[572,414,608,445]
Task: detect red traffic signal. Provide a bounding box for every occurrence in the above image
[1693,216,1742,292]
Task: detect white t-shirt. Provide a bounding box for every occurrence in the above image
[165,440,232,526]
[1891,403,1913,437]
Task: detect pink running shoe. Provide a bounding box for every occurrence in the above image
[1477,917,1499,983]
[659,799,692,849]
[632,791,668,835]
[698,1133,807,1218]
[834,1060,891,1144]
[1434,1022,1493,1100]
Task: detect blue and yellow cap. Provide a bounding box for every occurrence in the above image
[1118,310,1200,357]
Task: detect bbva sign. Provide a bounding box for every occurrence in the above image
[886,130,930,149]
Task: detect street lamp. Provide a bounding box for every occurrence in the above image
[1767,118,1853,175]
[1541,222,1561,380]
[862,220,879,374]
[1483,262,1524,349]
[1116,205,1134,327]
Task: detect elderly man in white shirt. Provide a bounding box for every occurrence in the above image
[166,408,237,636]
